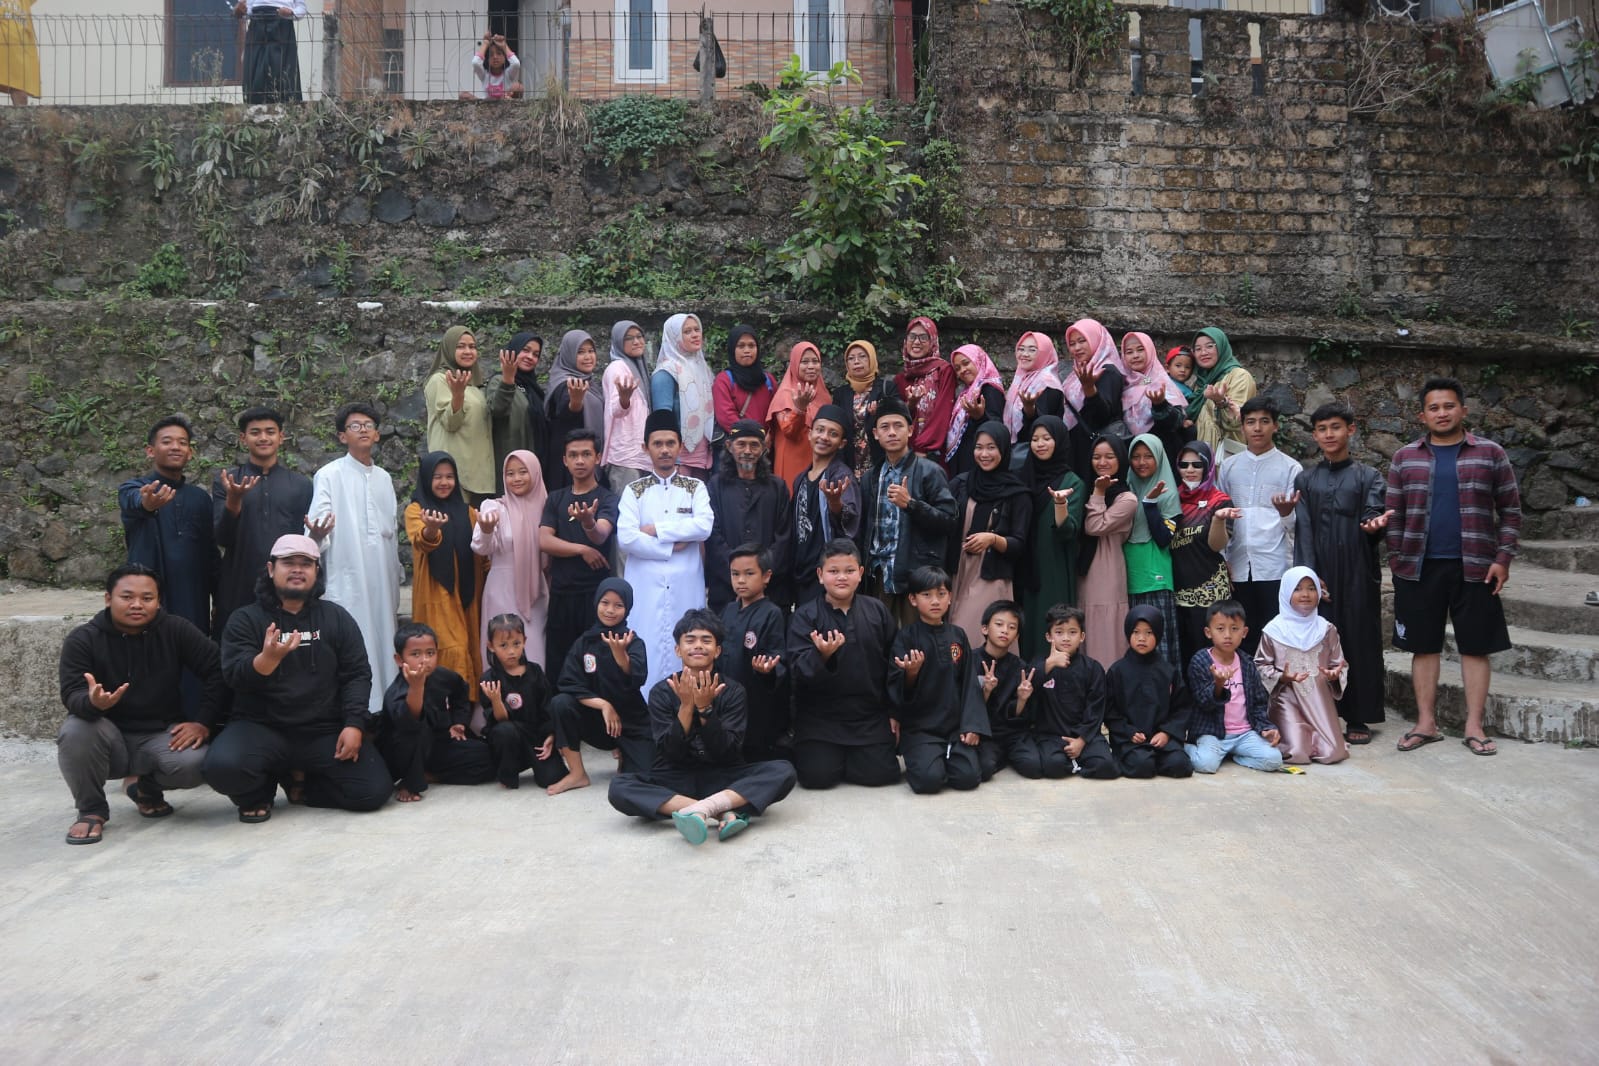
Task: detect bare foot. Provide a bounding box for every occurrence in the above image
[546,772,590,796]
[396,788,425,803]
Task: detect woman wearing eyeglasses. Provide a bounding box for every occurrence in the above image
[1170,441,1242,666]
[891,318,958,467]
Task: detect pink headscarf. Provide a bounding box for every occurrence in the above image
[945,343,1004,461]
[1060,318,1122,429]
[1119,331,1187,435]
[1002,331,1064,437]
[481,449,548,618]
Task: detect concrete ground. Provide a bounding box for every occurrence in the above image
[1,732,1596,1065]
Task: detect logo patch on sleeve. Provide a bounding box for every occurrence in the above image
[506,693,523,710]
[744,630,758,649]
[583,653,598,673]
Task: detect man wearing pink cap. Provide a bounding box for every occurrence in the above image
[204,534,390,821]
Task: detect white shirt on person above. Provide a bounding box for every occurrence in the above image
[1217,446,1302,583]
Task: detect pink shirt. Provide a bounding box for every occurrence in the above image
[602,359,649,470]
[1218,661,1249,735]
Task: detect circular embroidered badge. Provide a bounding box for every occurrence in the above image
[744,630,758,649]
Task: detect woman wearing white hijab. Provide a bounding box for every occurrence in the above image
[649,313,715,475]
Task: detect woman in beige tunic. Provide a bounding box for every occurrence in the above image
[1081,436,1139,670]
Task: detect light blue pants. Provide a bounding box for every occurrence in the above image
[1185,731,1283,774]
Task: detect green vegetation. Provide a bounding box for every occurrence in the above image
[124,243,189,298]
[588,96,695,166]
[1235,274,1261,318]
[1016,0,1127,87]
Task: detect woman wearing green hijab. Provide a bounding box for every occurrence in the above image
[1190,327,1257,459]
[424,325,496,502]
[1124,432,1184,671]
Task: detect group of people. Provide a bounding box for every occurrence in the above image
[54,313,1524,848]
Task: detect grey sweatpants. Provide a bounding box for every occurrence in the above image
[605,464,651,577]
[57,716,206,820]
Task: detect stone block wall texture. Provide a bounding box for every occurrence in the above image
[931,4,1599,319]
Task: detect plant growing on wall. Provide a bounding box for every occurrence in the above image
[759,58,926,301]
[1017,0,1127,88]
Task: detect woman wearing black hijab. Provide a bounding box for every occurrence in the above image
[404,451,489,687]
[485,330,549,494]
[946,421,1032,647]
[712,323,776,440]
[546,577,654,792]
[1081,434,1137,669]
[1020,415,1087,659]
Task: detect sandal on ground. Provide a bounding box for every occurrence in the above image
[717,813,751,841]
[1585,590,1597,607]
[1463,735,1498,756]
[125,778,174,819]
[1397,730,1445,752]
[672,810,709,846]
[238,804,273,824]
[1345,729,1373,745]
[65,814,106,845]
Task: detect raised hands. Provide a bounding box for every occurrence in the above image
[1360,509,1395,535]
[1319,661,1345,683]
[1285,669,1311,684]
[477,508,500,535]
[820,478,847,512]
[961,391,987,418]
[139,480,177,512]
[568,498,600,528]
[886,480,912,509]
[1050,486,1074,507]
[751,654,781,675]
[795,382,817,410]
[402,660,429,686]
[480,678,503,715]
[83,672,129,711]
[1203,383,1230,405]
[219,469,260,512]
[260,623,301,665]
[600,629,634,669]
[1015,667,1035,712]
[1020,387,1043,414]
[894,647,926,685]
[616,374,637,409]
[567,377,590,411]
[1044,645,1071,672]
[420,508,450,535]
[445,368,472,397]
[1093,473,1115,496]
[1143,480,1167,501]
[979,658,999,696]
[305,511,335,540]
[1074,358,1103,394]
[1270,490,1302,518]
[1209,660,1234,691]
[809,628,845,661]
[499,348,518,381]
[1146,386,1168,406]
[668,668,725,712]
[1211,506,1242,522]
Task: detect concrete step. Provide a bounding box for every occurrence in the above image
[1445,625,1599,683]
[1530,504,1599,539]
[1517,539,1599,573]
[1383,650,1597,744]
[1499,563,1599,636]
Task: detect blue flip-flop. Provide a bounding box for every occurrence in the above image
[717,813,750,841]
[672,810,708,845]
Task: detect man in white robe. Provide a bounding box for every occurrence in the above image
[618,410,714,691]
[306,403,403,712]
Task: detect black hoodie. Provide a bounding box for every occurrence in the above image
[219,572,373,736]
[1103,647,1193,754]
[59,608,223,732]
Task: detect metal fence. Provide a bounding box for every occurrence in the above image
[2,10,922,107]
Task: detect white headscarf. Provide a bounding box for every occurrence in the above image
[655,313,714,452]
[1263,565,1331,650]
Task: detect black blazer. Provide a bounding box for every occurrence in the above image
[945,471,1033,584]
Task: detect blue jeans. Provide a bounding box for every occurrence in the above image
[1185,731,1283,774]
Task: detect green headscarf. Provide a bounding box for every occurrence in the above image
[429,325,483,385]
[1126,432,1181,545]
[1188,326,1240,421]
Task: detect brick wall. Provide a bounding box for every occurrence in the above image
[931,3,1599,320]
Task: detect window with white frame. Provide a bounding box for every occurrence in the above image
[615,0,668,83]
[795,0,845,73]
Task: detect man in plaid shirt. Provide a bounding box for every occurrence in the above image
[1385,377,1521,757]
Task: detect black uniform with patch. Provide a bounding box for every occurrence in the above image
[717,596,791,761]
[1010,653,1118,780]
[887,620,991,794]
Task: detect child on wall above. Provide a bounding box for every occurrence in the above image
[464,32,523,100]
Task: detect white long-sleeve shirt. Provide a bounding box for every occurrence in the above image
[617,470,714,690]
[1217,447,1303,583]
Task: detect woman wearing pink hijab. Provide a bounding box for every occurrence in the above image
[1061,317,1131,481]
[945,343,1006,477]
[1002,331,1066,454]
[1119,330,1191,472]
[471,449,551,668]
[892,316,958,464]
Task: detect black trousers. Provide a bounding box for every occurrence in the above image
[1117,743,1194,779]
[377,722,494,794]
[543,591,592,680]
[1233,579,1279,656]
[549,694,654,775]
[608,759,797,819]
[243,15,302,104]
[792,739,901,790]
[1175,605,1213,673]
[977,734,1007,781]
[485,720,568,789]
[899,732,982,794]
[203,720,390,811]
[1005,732,1118,780]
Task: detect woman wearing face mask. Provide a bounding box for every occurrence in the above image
[946,421,1032,648]
[1080,435,1138,670]
[1170,441,1240,666]
[544,329,606,491]
[650,313,715,476]
[831,339,898,480]
[485,331,549,495]
[424,326,495,503]
[767,341,829,485]
[1119,331,1190,470]
[945,344,1006,478]
[1020,416,1086,660]
[713,324,776,440]
[1190,326,1257,459]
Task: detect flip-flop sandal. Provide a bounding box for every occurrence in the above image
[672,810,709,846]
[717,813,750,841]
[1585,591,1598,607]
[238,804,273,824]
[125,781,174,818]
[1397,731,1445,752]
[65,815,106,845]
[1463,736,1498,756]
[1345,730,1373,745]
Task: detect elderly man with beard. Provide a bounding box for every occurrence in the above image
[204,534,390,822]
[706,419,792,611]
